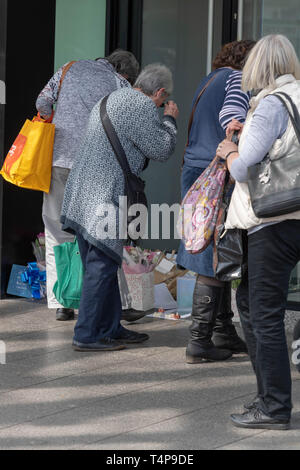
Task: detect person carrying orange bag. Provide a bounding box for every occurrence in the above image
[35,51,140,322]
[0,61,77,192]
[0,113,55,192]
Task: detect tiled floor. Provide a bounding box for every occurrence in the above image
[0,298,299,450]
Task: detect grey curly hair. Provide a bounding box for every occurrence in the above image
[105,49,140,85]
[134,63,173,96]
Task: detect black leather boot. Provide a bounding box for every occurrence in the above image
[186,278,232,364]
[212,284,248,354]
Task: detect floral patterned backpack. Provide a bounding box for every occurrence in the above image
[177,155,227,254]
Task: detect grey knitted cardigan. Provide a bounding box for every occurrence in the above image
[61,88,177,265]
[36,59,130,169]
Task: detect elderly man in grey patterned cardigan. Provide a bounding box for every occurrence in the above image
[36,50,139,322]
[61,64,179,352]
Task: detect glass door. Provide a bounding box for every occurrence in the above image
[242,0,300,57]
[262,1,300,310]
[55,0,106,70]
[241,0,300,310]
[141,0,223,250]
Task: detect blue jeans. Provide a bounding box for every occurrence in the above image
[74,233,123,343]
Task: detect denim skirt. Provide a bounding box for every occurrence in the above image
[176,164,215,277]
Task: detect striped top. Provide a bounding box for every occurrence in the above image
[184,67,251,169]
[219,70,250,129]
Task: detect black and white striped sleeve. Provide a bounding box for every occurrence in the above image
[219,70,250,130]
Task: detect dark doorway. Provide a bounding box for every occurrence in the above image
[0,0,56,297]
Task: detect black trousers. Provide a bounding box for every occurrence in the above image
[236,220,300,420]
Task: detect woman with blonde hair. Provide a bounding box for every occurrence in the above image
[217,34,300,430]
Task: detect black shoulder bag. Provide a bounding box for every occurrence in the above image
[248,91,300,218]
[100,95,148,241]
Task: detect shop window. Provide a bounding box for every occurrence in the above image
[55,0,106,71]
[242,0,300,310]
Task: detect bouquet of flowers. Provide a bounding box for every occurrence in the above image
[123,246,165,274]
[32,232,46,266]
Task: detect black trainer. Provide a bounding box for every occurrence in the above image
[230,408,290,430]
[244,395,260,411]
[72,338,125,352]
[56,308,75,321]
[121,309,148,323]
[115,327,149,344]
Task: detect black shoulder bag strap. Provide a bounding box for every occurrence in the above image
[182,74,216,167]
[100,95,132,178]
[271,92,300,144]
[99,95,147,216]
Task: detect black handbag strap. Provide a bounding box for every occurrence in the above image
[182,74,216,167]
[275,91,300,129]
[186,75,216,145]
[271,92,300,144]
[100,95,132,178]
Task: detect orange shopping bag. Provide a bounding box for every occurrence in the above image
[0,113,55,193]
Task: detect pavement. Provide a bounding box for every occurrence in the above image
[0,297,299,451]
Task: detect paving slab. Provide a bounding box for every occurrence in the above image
[0,344,254,430]
[77,397,265,451]
[218,380,300,450]
[218,425,300,450]
[79,381,300,451]
[0,372,257,450]
[0,314,192,394]
[0,298,299,450]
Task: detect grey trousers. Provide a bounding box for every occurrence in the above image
[42,167,74,309]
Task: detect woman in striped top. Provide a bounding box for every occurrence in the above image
[177,40,255,364]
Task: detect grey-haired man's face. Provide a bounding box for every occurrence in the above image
[151,88,169,108]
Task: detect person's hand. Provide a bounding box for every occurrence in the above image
[226,119,244,139]
[164,101,179,120]
[216,139,238,160]
[37,111,54,123]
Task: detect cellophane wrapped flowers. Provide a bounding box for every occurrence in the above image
[32,233,46,266]
[123,246,164,274]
